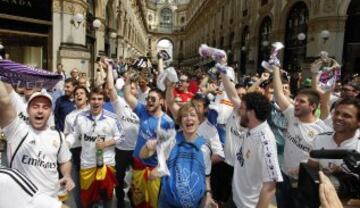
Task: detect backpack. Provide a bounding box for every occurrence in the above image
[160,132,206,208]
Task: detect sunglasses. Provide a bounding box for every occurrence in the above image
[145,96,157,102]
[179,79,188,83]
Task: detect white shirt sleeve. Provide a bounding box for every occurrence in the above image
[224,131,237,166]
[208,127,225,158]
[112,118,125,143]
[63,114,71,136]
[9,90,27,114]
[65,115,81,148]
[2,117,29,149]
[111,96,133,118]
[282,105,295,123]
[201,144,212,175]
[322,114,333,128]
[260,132,283,183]
[57,131,72,164]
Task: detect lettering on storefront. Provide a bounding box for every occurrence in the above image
[0,0,32,8]
[0,0,51,21]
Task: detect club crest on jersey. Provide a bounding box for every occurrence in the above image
[246,149,251,159]
[308,130,315,138]
[52,139,59,149]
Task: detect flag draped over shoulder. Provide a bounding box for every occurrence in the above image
[0,59,62,90]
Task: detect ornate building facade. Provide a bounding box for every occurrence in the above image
[0,0,359,76]
[142,0,360,75]
[0,0,148,77]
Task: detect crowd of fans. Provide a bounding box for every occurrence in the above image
[0,49,359,208]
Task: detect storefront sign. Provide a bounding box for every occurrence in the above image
[0,0,51,21]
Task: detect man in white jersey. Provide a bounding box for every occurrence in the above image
[0,81,74,198]
[272,66,331,207]
[63,86,89,208]
[219,68,283,208]
[105,60,140,207]
[309,98,360,171]
[0,167,67,208]
[66,87,124,207]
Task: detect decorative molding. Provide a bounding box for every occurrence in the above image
[59,49,91,59]
[53,0,87,14]
[322,0,337,14]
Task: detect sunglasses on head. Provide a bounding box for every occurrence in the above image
[145,96,157,102]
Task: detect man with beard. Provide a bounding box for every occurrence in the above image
[124,75,175,208]
[219,70,282,208]
[271,66,331,208]
[54,78,77,131]
[309,98,360,171]
[0,81,74,198]
[66,87,124,207]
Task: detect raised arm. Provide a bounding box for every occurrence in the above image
[0,81,16,128]
[165,80,180,119]
[248,72,270,93]
[220,72,241,109]
[105,60,118,102]
[310,61,332,120]
[124,74,138,110]
[273,66,292,111]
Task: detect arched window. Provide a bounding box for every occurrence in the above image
[284,2,309,72]
[343,0,360,75]
[160,8,172,29]
[257,16,272,72]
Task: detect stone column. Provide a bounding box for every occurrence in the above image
[53,0,90,75]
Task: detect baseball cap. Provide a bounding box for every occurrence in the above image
[28,89,53,106]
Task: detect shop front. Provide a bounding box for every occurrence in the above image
[0,0,52,70]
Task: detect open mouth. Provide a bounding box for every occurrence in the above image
[34,116,44,121]
[92,105,101,110]
[185,123,194,128]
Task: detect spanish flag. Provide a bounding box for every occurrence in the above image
[80,166,117,208]
[130,158,160,208]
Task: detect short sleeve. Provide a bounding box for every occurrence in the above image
[322,114,333,128]
[282,105,295,123]
[63,115,71,136]
[113,118,125,143]
[224,132,239,167]
[201,144,212,175]
[134,103,146,118]
[2,117,29,148]
[260,133,283,183]
[57,131,72,163]
[111,96,133,118]
[208,129,224,158]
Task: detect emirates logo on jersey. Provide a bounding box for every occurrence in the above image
[21,155,57,169]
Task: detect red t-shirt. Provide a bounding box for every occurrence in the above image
[173,88,194,103]
[188,79,199,94]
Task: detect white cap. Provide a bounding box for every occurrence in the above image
[28,89,53,106]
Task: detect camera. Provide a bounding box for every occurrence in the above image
[297,149,360,208]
